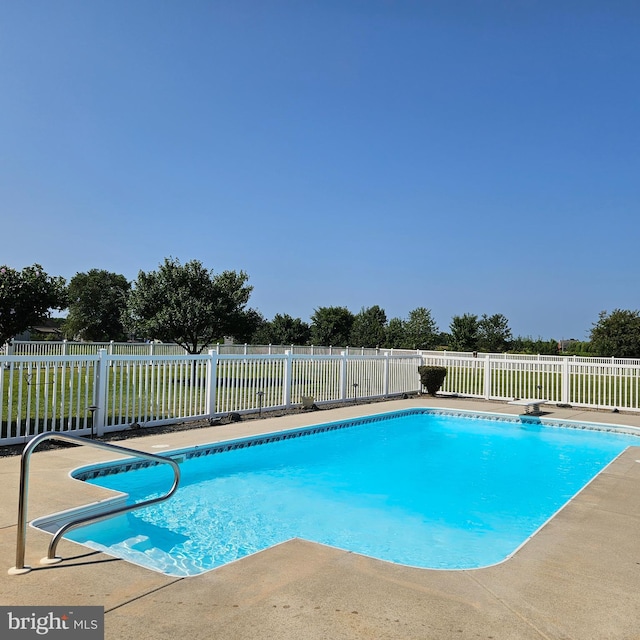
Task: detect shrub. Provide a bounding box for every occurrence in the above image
[418,365,447,396]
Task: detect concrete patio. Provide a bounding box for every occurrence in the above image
[1,397,640,639]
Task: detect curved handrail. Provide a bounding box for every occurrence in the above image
[9,432,181,575]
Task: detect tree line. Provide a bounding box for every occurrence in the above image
[2,260,640,358]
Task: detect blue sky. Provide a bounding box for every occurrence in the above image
[1,1,638,341]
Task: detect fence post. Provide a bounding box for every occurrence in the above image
[561,357,570,405]
[383,352,390,397]
[283,350,293,408]
[340,351,348,400]
[483,354,491,399]
[206,349,218,417]
[62,340,68,356]
[94,349,109,436]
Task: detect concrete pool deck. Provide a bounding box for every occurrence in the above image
[1,397,640,639]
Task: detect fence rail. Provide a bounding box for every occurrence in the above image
[4,346,640,447]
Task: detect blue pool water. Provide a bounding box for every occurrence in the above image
[62,409,639,576]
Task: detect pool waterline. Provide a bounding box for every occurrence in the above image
[32,408,640,577]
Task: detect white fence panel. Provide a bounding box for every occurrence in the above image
[0,355,99,444]
[570,355,640,366]
[387,356,422,395]
[488,358,563,402]
[214,354,287,414]
[8,342,69,357]
[6,340,188,357]
[421,355,486,398]
[291,355,342,404]
[100,354,210,433]
[422,354,564,402]
[346,356,385,399]
[569,361,640,410]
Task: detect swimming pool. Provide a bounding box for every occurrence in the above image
[36,408,640,576]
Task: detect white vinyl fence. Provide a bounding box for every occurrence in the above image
[3,340,422,358]
[0,350,422,445]
[422,352,640,411]
[4,346,640,447]
[2,340,187,357]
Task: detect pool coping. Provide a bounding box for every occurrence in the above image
[2,396,640,640]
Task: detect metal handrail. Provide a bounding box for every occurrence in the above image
[9,432,181,575]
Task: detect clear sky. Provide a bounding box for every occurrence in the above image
[1,1,638,341]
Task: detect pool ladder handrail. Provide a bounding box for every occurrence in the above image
[9,431,181,575]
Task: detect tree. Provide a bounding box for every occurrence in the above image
[234,308,267,344]
[560,339,594,356]
[590,309,640,358]
[64,269,131,341]
[124,258,253,354]
[0,264,66,345]
[477,313,512,353]
[254,313,311,345]
[349,305,387,348]
[384,317,406,349]
[404,307,438,350]
[310,306,355,347]
[449,313,479,352]
[436,331,451,349]
[509,336,559,356]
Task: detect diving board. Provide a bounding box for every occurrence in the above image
[507,399,549,415]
